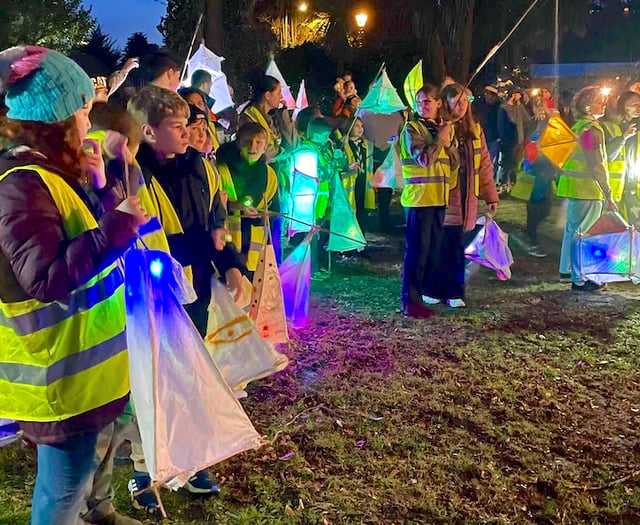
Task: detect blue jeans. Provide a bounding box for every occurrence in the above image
[31,432,99,525]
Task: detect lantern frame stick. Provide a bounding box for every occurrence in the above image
[180,13,204,82]
[466,0,540,87]
[251,208,366,246]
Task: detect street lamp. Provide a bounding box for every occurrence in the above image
[355,12,368,28]
[354,11,368,48]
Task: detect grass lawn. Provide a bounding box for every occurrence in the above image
[2,197,640,525]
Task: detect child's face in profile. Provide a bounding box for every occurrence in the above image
[239,132,267,163]
[146,114,190,157]
[188,118,208,153]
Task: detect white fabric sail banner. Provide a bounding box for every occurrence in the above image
[185,43,235,113]
[265,58,296,109]
[292,79,308,121]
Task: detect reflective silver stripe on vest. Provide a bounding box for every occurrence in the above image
[405,176,447,184]
[562,170,596,180]
[0,266,123,336]
[0,330,126,387]
[249,241,264,253]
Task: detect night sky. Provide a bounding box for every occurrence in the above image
[81,0,165,47]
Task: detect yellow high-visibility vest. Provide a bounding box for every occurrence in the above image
[600,120,626,201]
[343,139,376,210]
[399,119,453,207]
[86,129,171,253]
[221,162,278,271]
[0,165,129,422]
[557,118,607,200]
[451,125,482,198]
[146,157,218,282]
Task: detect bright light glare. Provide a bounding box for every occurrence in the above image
[601,87,612,97]
[150,259,164,278]
[531,88,540,96]
[299,2,308,12]
[355,12,368,28]
[293,151,318,178]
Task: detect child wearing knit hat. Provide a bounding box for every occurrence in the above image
[0,45,147,525]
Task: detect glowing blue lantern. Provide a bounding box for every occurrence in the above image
[289,149,320,235]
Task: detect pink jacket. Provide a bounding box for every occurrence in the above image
[445,128,499,231]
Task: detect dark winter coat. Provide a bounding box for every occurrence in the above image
[0,149,139,444]
[136,143,243,300]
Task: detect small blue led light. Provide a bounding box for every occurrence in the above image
[150,258,164,278]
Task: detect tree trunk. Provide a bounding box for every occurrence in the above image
[459,2,475,81]
[205,0,224,53]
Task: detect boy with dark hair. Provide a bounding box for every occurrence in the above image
[217,123,279,274]
[139,49,181,91]
[191,69,213,94]
[126,84,244,506]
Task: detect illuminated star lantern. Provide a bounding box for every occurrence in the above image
[575,212,640,284]
[524,115,577,170]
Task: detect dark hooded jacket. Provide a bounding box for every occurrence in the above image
[136,143,243,299]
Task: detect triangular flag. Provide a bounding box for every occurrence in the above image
[206,278,288,391]
[265,58,296,109]
[124,248,261,486]
[292,79,308,121]
[372,141,403,189]
[403,60,423,111]
[249,243,289,344]
[358,69,406,115]
[279,233,313,329]
[327,173,367,253]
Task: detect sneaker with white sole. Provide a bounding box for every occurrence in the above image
[559,273,572,283]
[183,470,220,495]
[447,298,466,308]
[421,295,441,305]
[127,471,158,513]
[527,246,547,258]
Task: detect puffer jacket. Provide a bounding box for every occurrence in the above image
[445,129,499,232]
[0,148,139,444]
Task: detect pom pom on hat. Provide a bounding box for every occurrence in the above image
[0,45,95,124]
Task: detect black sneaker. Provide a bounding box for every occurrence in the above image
[559,273,572,283]
[571,281,607,293]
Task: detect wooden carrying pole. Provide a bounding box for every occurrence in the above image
[181,13,204,82]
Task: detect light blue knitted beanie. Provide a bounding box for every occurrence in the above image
[0,45,95,123]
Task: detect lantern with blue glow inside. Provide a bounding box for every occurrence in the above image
[288,149,319,236]
[574,212,640,284]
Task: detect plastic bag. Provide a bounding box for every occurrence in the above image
[124,247,261,485]
[464,217,514,281]
[206,278,289,391]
